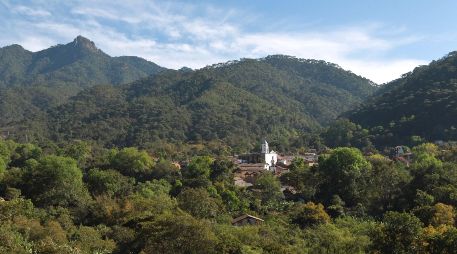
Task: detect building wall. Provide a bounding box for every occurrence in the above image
[264,153,277,167]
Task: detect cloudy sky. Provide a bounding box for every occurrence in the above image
[1,0,457,84]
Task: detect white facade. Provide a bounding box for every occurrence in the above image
[264,151,277,167]
[261,140,277,168]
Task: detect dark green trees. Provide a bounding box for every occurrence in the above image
[317,147,371,207]
[23,155,90,207]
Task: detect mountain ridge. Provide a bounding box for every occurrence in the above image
[347,51,457,146]
[0,36,377,151]
[0,35,166,88]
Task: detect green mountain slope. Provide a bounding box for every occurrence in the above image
[45,55,377,150]
[0,37,377,150]
[0,36,166,138]
[348,51,457,146]
[0,35,165,88]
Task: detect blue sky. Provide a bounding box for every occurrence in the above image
[1,0,457,83]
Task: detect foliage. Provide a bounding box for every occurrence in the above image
[1,130,457,253]
[22,155,90,207]
[110,147,154,179]
[253,172,284,207]
[177,188,224,219]
[1,47,376,151]
[348,51,457,147]
[372,211,423,254]
[317,147,371,206]
[290,202,330,228]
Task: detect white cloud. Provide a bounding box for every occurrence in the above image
[11,5,51,17]
[0,0,427,84]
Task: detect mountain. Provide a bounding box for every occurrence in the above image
[0,37,377,150]
[347,51,457,146]
[0,35,165,88]
[43,55,377,151]
[0,36,166,138]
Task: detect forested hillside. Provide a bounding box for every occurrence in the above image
[46,55,376,151]
[0,39,377,151]
[0,36,166,143]
[348,51,457,146]
[0,35,165,88]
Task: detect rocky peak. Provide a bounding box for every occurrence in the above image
[72,35,98,52]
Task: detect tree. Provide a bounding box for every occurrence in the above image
[322,119,371,149]
[0,140,15,165]
[151,159,181,183]
[373,212,423,254]
[0,158,6,180]
[303,217,373,253]
[254,172,284,206]
[281,157,321,201]
[10,143,42,168]
[421,225,457,254]
[23,155,90,207]
[182,156,214,188]
[210,158,235,183]
[364,154,412,215]
[288,157,307,171]
[110,147,154,179]
[86,168,135,197]
[177,188,223,219]
[139,212,218,254]
[72,226,116,254]
[317,147,371,206]
[431,203,455,226]
[290,202,330,228]
[60,140,91,168]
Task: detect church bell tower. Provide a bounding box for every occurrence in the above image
[261,140,269,154]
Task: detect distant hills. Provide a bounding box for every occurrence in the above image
[0,36,378,150]
[0,35,165,88]
[348,51,457,146]
[47,55,376,150]
[0,36,166,140]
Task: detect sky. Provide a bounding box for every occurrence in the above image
[1,0,457,84]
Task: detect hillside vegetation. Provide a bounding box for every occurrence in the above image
[0,35,165,88]
[348,52,457,146]
[0,39,377,151]
[46,55,376,151]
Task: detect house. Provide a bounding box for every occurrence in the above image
[232,214,264,226]
[234,164,266,185]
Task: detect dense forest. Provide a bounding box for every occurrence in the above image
[3,36,457,253]
[0,36,165,89]
[348,51,457,147]
[2,139,457,253]
[0,38,377,152]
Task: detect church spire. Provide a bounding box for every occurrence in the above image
[261,139,269,154]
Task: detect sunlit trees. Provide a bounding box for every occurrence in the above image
[110,147,154,179]
[290,202,330,228]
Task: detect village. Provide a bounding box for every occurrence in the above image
[232,140,318,188]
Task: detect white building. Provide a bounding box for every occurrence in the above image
[261,140,277,168]
[237,140,278,171]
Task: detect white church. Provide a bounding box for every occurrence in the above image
[238,140,278,171]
